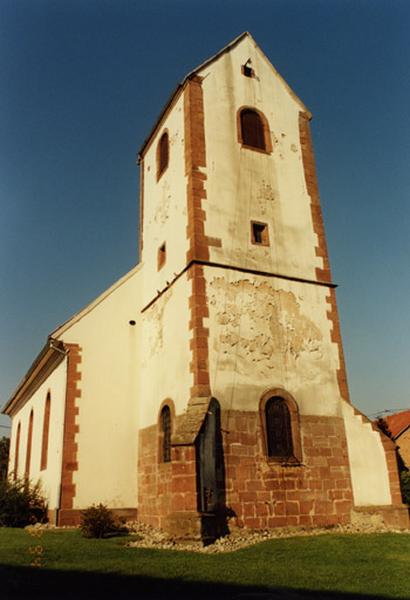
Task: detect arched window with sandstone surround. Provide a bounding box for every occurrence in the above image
[160,404,172,463]
[260,390,302,464]
[157,131,169,180]
[238,107,272,153]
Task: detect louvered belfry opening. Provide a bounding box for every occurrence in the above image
[265,397,293,458]
[240,109,266,150]
[161,405,171,463]
[157,131,169,178]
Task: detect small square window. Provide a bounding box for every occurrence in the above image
[157,242,166,270]
[251,221,269,246]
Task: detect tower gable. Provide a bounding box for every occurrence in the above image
[196,34,327,282]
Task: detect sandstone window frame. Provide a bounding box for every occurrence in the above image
[259,389,302,465]
[237,106,272,154]
[156,129,169,181]
[158,400,175,464]
[251,221,270,246]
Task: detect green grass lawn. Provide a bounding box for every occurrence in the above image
[0,528,409,599]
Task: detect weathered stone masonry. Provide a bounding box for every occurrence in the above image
[138,421,197,531]
[222,411,353,529]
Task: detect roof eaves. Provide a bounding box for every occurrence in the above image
[2,338,66,416]
[137,31,251,161]
[395,423,410,439]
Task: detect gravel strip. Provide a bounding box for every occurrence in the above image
[25,519,409,553]
[125,520,409,553]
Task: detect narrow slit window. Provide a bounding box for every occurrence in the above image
[157,242,166,270]
[157,131,169,180]
[251,221,269,246]
[161,405,171,463]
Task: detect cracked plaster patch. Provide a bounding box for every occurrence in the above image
[142,289,172,362]
[208,278,324,381]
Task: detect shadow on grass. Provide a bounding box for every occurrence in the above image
[0,565,407,600]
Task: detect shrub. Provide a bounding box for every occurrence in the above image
[400,470,410,505]
[80,503,127,538]
[0,478,48,527]
[0,437,10,482]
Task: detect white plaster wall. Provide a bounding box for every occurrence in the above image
[142,93,189,307]
[8,359,67,509]
[342,402,391,506]
[58,268,142,508]
[139,273,192,429]
[205,266,341,416]
[199,36,321,281]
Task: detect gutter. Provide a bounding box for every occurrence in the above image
[2,337,68,417]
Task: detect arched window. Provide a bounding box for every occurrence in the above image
[239,108,267,151]
[25,410,34,479]
[260,389,302,463]
[265,397,293,458]
[157,131,169,180]
[40,393,51,471]
[160,405,171,463]
[13,422,21,480]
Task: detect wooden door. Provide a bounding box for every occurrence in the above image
[196,399,225,514]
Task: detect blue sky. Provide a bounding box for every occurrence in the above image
[1,0,409,435]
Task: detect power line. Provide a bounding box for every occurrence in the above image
[368,407,410,418]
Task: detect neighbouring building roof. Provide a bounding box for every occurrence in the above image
[382,409,410,439]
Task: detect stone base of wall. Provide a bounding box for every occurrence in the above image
[352,505,409,529]
[138,423,197,530]
[222,412,354,530]
[56,507,138,527]
[163,511,202,540]
[163,511,230,543]
[137,408,408,537]
[138,411,356,534]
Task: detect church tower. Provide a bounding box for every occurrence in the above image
[136,33,407,536]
